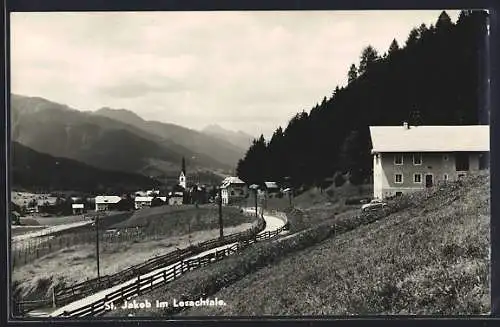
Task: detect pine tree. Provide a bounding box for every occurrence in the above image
[406,28,420,47]
[358,46,379,75]
[348,64,358,83]
[417,23,429,39]
[332,86,340,98]
[436,11,453,30]
[388,38,400,55]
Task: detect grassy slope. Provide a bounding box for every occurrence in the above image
[187,173,490,315]
[12,205,255,303]
[110,205,250,236]
[265,182,371,233]
[108,173,489,316]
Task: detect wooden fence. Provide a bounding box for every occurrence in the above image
[57,222,287,318]
[15,208,268,315]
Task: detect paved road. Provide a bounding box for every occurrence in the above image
[43,209,286,318]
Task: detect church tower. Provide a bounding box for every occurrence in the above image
[179,157,187,189]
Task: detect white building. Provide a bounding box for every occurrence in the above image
[169,192,184,205]
[220,176,247,206]
[135,196,153,209]
[263,181,281,198]
[179,171,186,189]
[95,195,122,212]
[135,196,166,209]
[370,124,489,199]
[72,203,85,215]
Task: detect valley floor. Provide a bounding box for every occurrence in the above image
[12,205,255,305]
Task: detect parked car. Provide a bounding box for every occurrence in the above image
[361,199,387,212]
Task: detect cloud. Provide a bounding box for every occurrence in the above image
[10,10,460,137]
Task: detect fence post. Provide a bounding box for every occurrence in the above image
[52,287,56,308]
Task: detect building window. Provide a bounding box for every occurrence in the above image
[443,155,449,161]
[414,173,422,183]
[394,154,403,165]
[395,174,403,184]
[413,153,422,165]
[396,192,403,197]
[455,153,470,171]
[443,174,449,181]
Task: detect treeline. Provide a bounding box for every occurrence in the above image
[237,10,488,189]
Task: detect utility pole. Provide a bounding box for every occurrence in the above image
[218,187,223,239]
[95,214,100,282]
[254,188,258,219]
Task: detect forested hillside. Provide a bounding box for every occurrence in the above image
[236,10,489,189]
[11,142,161,193]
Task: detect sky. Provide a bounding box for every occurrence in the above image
[10,10,459,138]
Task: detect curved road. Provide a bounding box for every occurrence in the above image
[46,209,286,317]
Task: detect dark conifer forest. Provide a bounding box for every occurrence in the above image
[236,10,489,190]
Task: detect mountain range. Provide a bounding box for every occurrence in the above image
[11,94,249,184]
[201,124,254,151]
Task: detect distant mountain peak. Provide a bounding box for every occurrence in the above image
[94,107,145,125]
[201,124,254,151]
[203,124,226,133]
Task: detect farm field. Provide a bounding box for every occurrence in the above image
[12,204,256,305]
[108,173,489,316]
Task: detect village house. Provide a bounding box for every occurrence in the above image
[220,176,247,206]
[94,195,122,212]
[134,196,167,209]
[369,124,489,199]
[72,203,85,215]
[35,196,59,213]
[262,181,281,198]
[169,192,184,205]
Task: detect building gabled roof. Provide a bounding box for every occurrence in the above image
[95,196,122,204]
[221,176,246,188]
[135,196,153,202]
[369,125,490,153]
[264,181,279,189]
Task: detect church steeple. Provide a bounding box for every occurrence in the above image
[179,157,187,189]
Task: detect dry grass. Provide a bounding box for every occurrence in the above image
[107,173,489,316]
[111,205,250,237]
[12,223,252,303]
[11,226,46,236]
[189,174,490,315]
[12,205,255,303]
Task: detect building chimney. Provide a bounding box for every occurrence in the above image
[403,121,409,129]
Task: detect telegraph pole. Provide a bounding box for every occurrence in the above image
[254,188,258,218]
[218,187,223,239]
[95,214,100,282]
